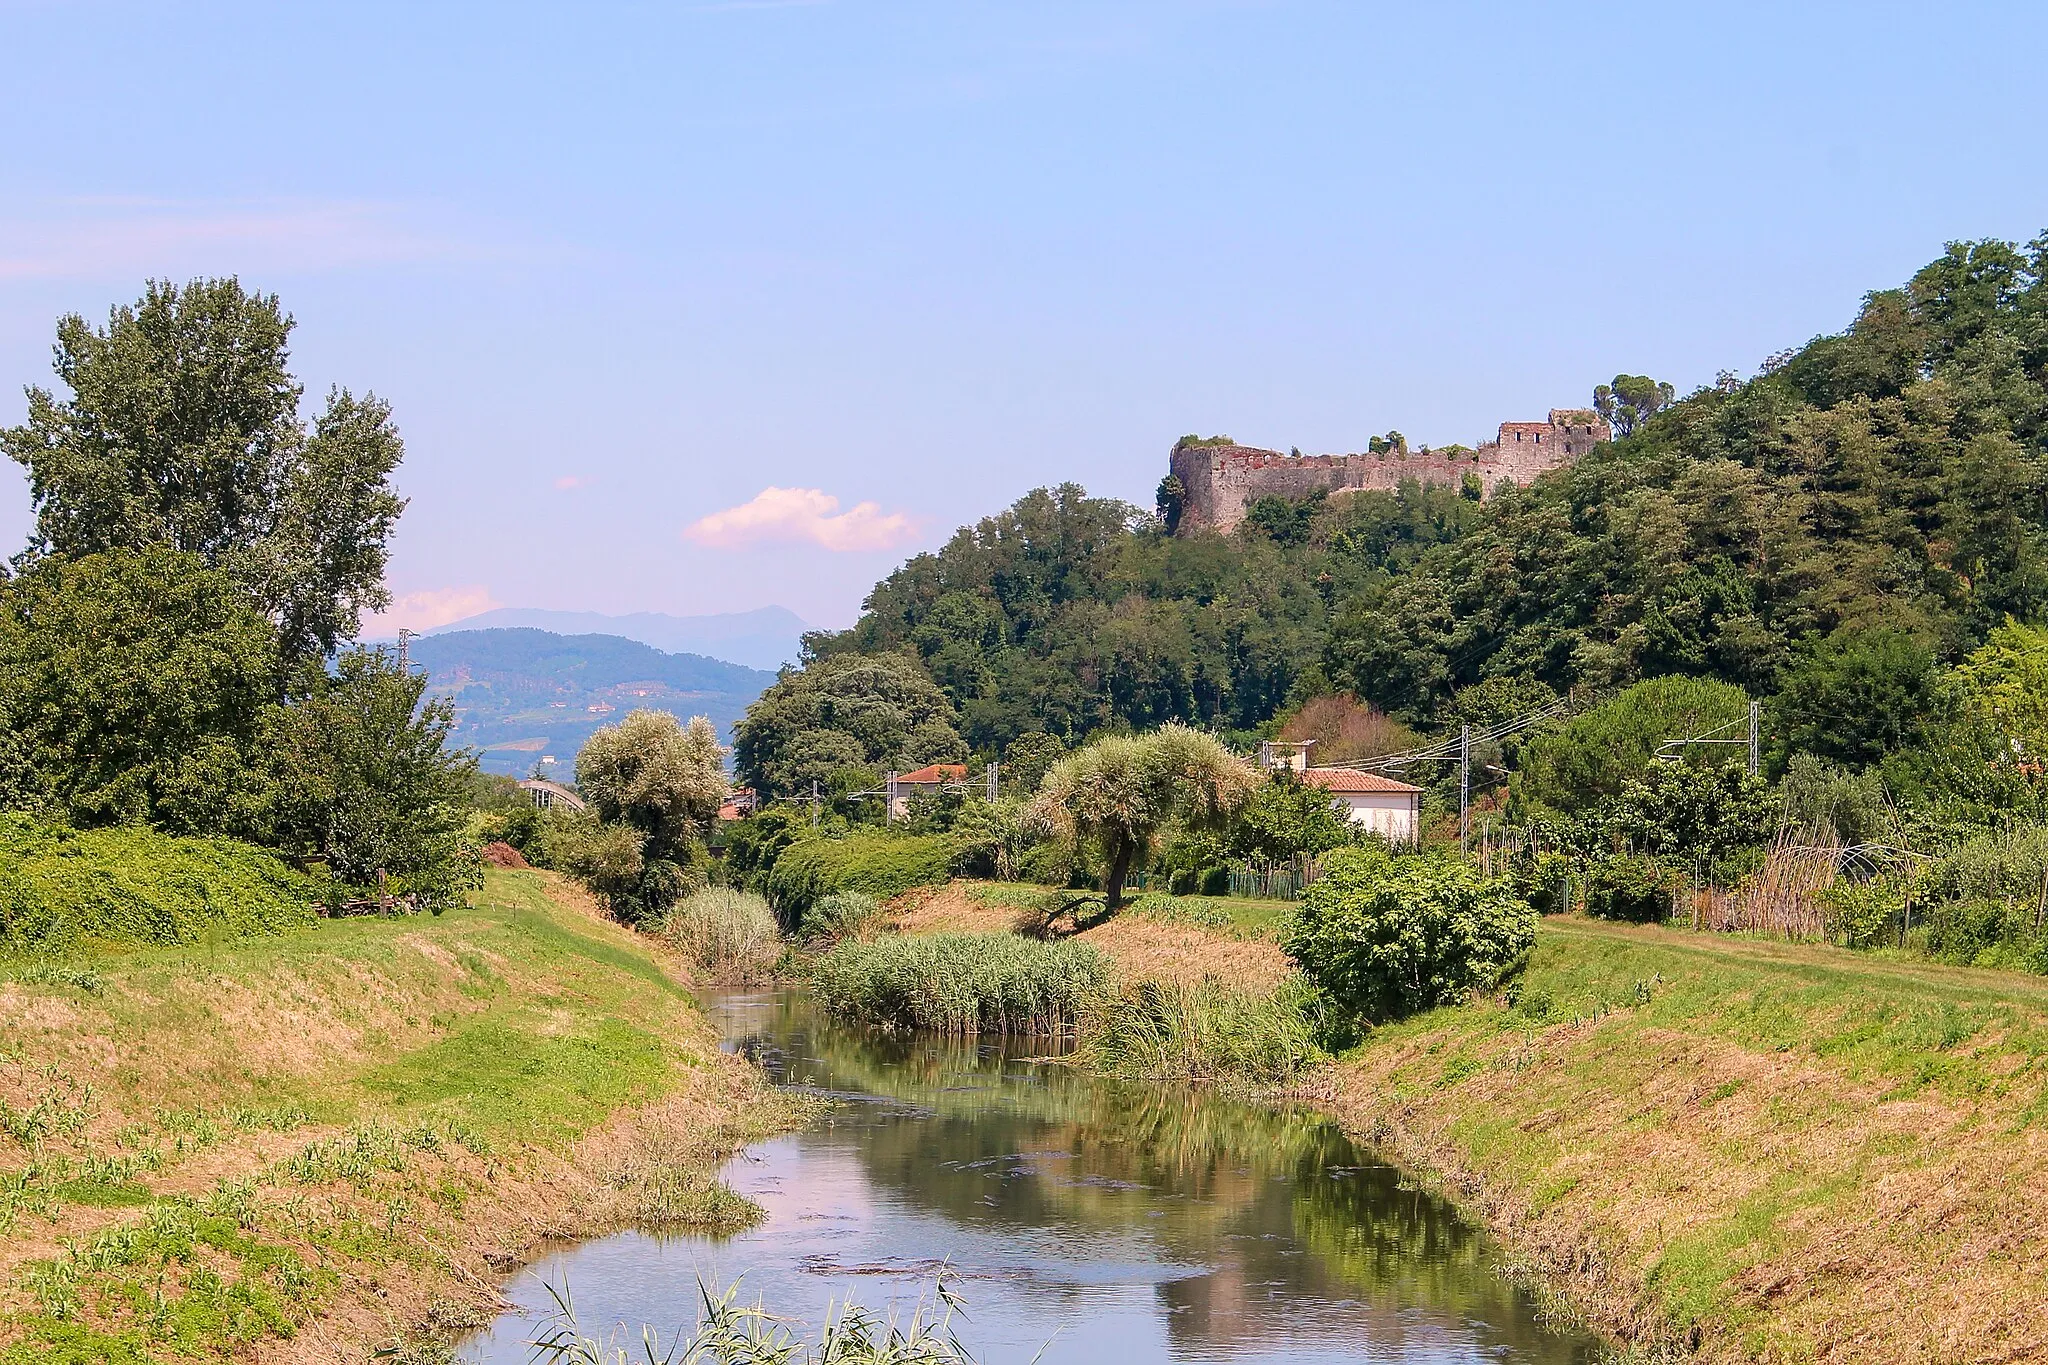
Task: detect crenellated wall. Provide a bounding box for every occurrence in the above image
[1169,410,1608,533]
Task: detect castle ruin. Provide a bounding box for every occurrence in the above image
[1167,409,1609,533]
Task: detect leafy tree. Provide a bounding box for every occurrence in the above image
[1284,847,1535,1024]
[1953,618,2048,761]
[1592,374,1677,437]
[255,647,477,904]
[1154,474,1185,534]
[1231,771,1353,860]
[1771,628,1941,770]
[1515,677,1752,814]
[577,711,727,855]
[1602,762,1778,863]
[1,278,406,664]
[1001,731,1067,795]
[571,709,726,923]
[734,653,964,798]
[1277,694,1417,763]
[0,548,278,830]
[1026,724,1256,909]
[1243,492,1323,547]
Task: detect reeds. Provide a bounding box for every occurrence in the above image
[810,932,1110,1036]
[1698,831,1837,939]
[658,888,782,983]
[1082,973,1325,1084]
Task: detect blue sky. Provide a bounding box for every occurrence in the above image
[3,1,2046,630]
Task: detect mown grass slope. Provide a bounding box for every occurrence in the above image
[0,867,791,1364]
[1330,918,2048,1365]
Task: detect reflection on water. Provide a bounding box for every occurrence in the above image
[460,991,1602,1364]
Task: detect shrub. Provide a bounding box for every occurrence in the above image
[0,815,321,952]
[763,833,954,923]
[799,891,882,942]
[657,888,781,983]
[1515,676,1752,814]
[1283,847,1536,1025]
[1582,855,1679,923]
[810,932,1111,1035]
[1083,974,1325,1083]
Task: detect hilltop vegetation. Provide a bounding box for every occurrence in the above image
[785,236,2048,764]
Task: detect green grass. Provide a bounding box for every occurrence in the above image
[964,881,1297,938]
[1082,972,1326,1084]
[1342,916,2048,1361]
[0,868,769,1364]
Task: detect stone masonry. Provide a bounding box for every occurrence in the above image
[1168,409,1610,533]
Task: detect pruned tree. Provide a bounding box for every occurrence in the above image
[1027,723,1257,911]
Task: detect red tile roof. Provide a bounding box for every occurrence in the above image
[896,763,969,786]
[1302,767,1423,794]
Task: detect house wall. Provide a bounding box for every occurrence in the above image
[1336,792,1419,844]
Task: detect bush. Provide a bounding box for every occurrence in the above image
[810,932,1111,1035]
[1924,896,2048,973]
[0,815,321,953]
[763,833,955,923]
[1083,974,1325,1083]
[1581,855,1679,923]
[656,888,782,983]
[799,891,882,942]
[1283,847,1536,1025]
[1515,676,1753,814]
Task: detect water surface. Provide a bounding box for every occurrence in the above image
[461,991,1601,1364]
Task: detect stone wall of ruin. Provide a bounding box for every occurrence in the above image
[1170,412,1609,533]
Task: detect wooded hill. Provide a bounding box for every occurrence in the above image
[800,237,2048,766]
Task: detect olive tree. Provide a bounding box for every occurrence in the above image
[1026,723,1256,911]
[573,709,728,922]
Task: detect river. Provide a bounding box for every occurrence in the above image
[459,989,1604,1364]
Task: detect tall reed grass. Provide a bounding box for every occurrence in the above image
[656,888,782,983]
[810,932,1110,1035]
[1082,974,1326,1084]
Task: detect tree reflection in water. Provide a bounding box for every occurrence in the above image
[711,991,1602,1365]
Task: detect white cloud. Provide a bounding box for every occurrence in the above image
[361,585,500,636]
[682,486,918,552]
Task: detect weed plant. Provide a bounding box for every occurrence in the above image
[811,932,1110,1035]
[531,1274,982,1365]
[765,834,954,922]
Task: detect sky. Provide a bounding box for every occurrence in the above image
[2,1,2046,632]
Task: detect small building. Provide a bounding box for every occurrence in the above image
[1301,768,1422,844]
[888,763,969,820]
[717,788,756,821]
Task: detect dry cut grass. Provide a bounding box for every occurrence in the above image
[1321,916,2048,1365]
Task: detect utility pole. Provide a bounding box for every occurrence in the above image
[885,770,898,823]
[1459,723,1471,856]
[987,762,999,803]
[1747,700,1760,776]
[396,627,413,674]
[810,780,820,828]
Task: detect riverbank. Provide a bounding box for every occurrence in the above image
[0,868,798,1364]
[1323,917,2048,1365]
[883,882,2048,1364]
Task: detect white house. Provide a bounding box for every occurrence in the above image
[1301,768,1422,844]
[887,763,969,820]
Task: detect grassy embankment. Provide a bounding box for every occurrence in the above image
[881,880,2048,1363]
[0,867,798,1364]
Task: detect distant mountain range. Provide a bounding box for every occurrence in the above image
[408,628,776,777]
[426,606,807,672]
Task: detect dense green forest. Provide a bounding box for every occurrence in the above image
[765,236,2048,774]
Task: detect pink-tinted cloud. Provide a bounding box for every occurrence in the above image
[554,475,589,491]
[361,585,500,636]
[682,487,918,552]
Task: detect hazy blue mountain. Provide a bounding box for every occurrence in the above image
[424,606,806,672]
[410,628,775,777]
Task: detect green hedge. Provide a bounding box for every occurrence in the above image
[763,832,954,921]
[0,815,322,953]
